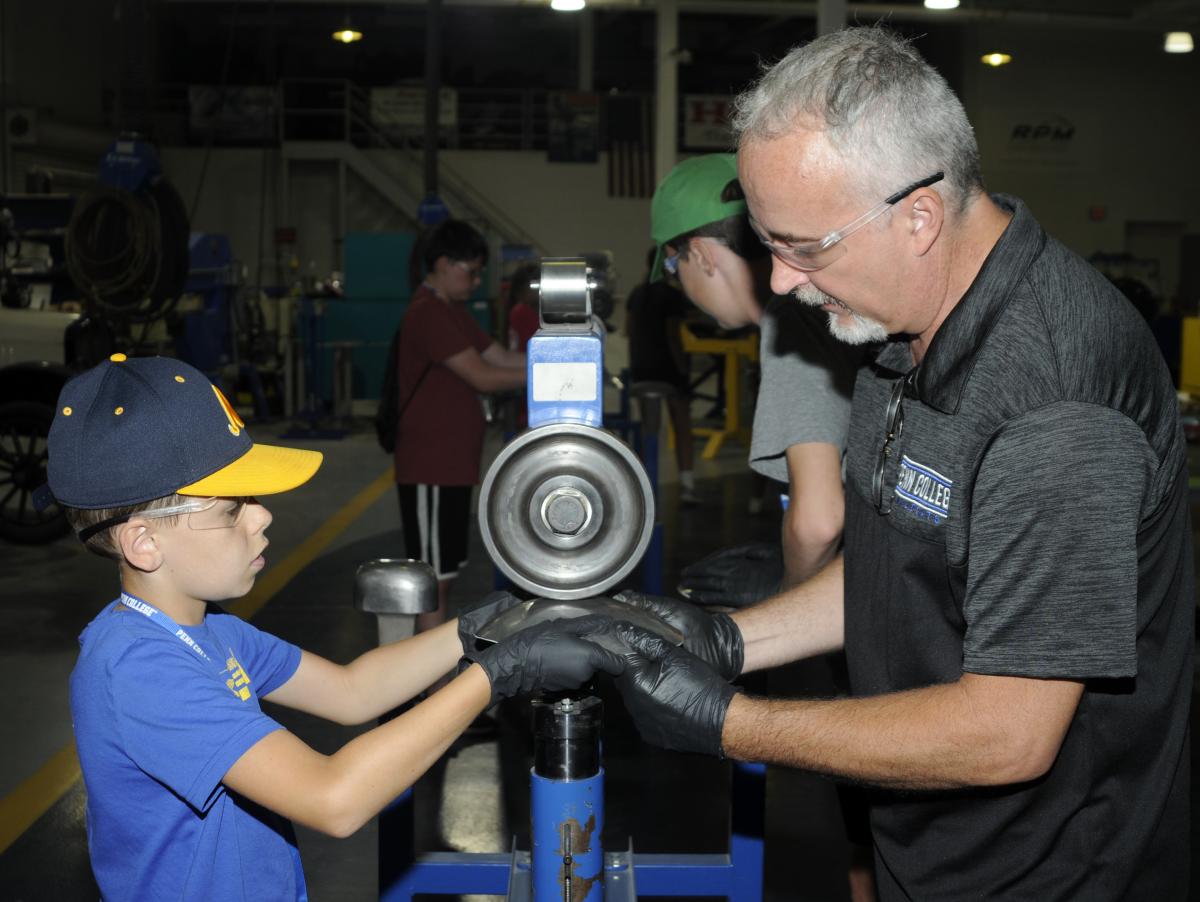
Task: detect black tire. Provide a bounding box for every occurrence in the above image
[0,401,71,544]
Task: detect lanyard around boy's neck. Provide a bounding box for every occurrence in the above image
[119,591,224,677]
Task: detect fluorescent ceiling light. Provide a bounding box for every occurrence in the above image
[1164,32,1194,53]
[924,0,961,10]
[551,0,586,10]
[981,52,1013,67]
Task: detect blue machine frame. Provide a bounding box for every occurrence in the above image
[379,258,764,900]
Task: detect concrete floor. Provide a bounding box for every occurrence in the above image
[1,417,1198,901]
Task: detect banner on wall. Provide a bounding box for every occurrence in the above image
[683,95,735,150]
[370,87,458,131]
[189,86,276,143]
[605,94,651,196]
[984,109,1099,171]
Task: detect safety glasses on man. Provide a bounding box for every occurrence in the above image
[750,172,944,272]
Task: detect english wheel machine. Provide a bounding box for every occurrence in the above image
[467,258,764,901]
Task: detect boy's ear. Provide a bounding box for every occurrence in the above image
[688,238,718,277]
[115,520,165,573]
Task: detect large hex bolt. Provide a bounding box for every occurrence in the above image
[541,486,593,537]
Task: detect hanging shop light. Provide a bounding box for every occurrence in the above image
[550,0,586,10]
[1164,32,1194,53]
[332,15,363,43]
[981,52,1013,67]
[923,0,961,10]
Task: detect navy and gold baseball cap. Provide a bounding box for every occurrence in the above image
[649,153,748,283]
[48,354,322,509]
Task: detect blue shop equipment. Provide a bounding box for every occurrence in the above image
[175,232,234,375]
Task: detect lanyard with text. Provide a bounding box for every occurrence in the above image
[118,591,226,678]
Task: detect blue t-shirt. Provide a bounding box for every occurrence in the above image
[70,600,305,901]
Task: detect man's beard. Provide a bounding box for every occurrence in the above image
[791,283,889,345]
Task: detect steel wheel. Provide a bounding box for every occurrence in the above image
[0,401,70,544]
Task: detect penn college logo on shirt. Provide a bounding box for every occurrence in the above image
[224,652,252,701]
[894,455,953,526]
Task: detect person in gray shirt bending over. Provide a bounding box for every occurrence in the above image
[612,25,1192,901]
[641,153,861,593]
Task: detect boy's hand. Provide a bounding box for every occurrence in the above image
[677,542,783,608]
[464,615,625,702]
[457,590,525,653]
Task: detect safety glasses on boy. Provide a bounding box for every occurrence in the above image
[76,497,250,541]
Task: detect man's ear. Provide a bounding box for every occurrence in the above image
[115,520,165,573]
[908,189,944,257]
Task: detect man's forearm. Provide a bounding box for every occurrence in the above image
[721,672,1083,790]
[733,555,845,672]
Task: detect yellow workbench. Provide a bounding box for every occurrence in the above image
[680,323,759,459]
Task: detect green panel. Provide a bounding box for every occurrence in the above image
[344,232,416,299]
[316,296,407,402]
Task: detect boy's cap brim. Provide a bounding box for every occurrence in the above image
[177,443,323,497]
[650,153,747,283]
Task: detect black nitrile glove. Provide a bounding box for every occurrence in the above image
[456,590,525,654]
[464,615,625,702]
[677,542,783,608]
[613,622,737,757]
[614,590,744,682]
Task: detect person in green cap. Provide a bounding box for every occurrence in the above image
[629,151,874,902]
[649,153,863,591]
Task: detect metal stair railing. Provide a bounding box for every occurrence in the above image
[344,82,544,254]
[277,77,543,255]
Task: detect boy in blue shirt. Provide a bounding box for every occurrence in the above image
[49,353,622,900]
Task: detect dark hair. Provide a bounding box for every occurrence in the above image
[420,219,489,273]
[507,263,540,305]
[666,179,767,264]
[63,495,185,561]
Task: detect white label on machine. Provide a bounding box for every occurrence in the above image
[532,363,598,402]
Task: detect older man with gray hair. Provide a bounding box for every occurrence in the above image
[612,25,1192,900]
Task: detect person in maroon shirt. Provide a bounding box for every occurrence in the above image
[394,220,526,639]
[506,263,541,355]
[505,263,541,430]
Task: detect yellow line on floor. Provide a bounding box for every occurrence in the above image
[0,743,82,855]
[0,466,395,857]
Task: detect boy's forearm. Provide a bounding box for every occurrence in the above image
[733,554,845,672]
[228,665,492,838]
[323,665,491,835]
[343,620,463,722]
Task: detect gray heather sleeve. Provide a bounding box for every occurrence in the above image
[750,300,858,483]
[962,402,1157,679]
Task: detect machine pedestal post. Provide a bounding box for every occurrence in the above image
[532,695,605,901]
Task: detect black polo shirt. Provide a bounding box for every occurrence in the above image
[843,196,1192,901]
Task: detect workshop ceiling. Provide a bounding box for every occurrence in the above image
[158,0,1198,94]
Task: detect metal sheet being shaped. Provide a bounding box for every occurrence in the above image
[474,597,684,647]
[479,424,655,600]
